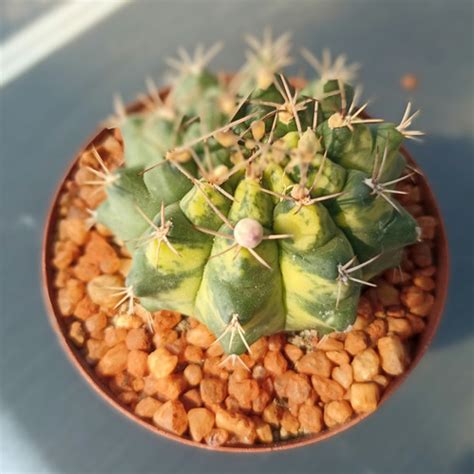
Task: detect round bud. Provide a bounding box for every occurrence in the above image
[212,165,229,180]
[233,218,264,249]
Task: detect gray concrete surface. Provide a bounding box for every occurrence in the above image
[1,1,473,473]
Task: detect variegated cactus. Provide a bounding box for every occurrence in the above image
[89,32,423,363]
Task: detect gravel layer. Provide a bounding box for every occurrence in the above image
[50,129,438,447]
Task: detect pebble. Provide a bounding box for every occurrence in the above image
[251,364,266,380]
[350,382,380,414]
[295,350,332,377]
[183,345,204,363]
[377,336,408,375]
[114,313,143,330]
[186,324,216,348]
[118,391,137,405]
[274,371,311,405]
[311,375,345,402]
[182,388,203,410]
[387,317,413,339]
[205,428,229,447]
[203,357,228,380]
[86,233,121,274]
[132,378,144,392]
[331,363,353,389]
[325,350,350,366]
[188,408,215,442]
[134,397,162,418]
[125,328,150,351]
[407,314,426,334]
[86,339,107,361]
[283,343,303,362]
[268,334,285,352]
[152,328,178,348]
[183,364,203,386]
[74,255,101,282]
[65,279,85,306]
[252,389,271,414]
[280,410,299,436]
[401,286,425,308]
[58,289,75,316]
[384,268,411,285]
[365,319,388,344]
[228,378,259,409]
[298,404,323,433]
[60,218,88,245]
[413,275,436,292]
[317,337,344,351]
[225,396,240,412]
[200,378,227,404]
[153,400,188,435]
[154,374,187,400]
[148,347,178,379]
[85,312,107,336]
[206,343,224,357]
[263,350,288,375]
[344,331,368,355]
[215,408,256,444]
[127,350,148,378]
[373,374,391,388]
[249,337,269,360]
[154,310,182,331]
[73,296,99,320]
[262,402,282,427]
[324,400,354,428]
[69,321,85,346]
[410,293,434,317]
[97,342,129,376]
[254,419,273,443]
[352,348,380,382]
[53,241,79,270]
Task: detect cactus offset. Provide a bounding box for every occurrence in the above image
[93,35,423,357]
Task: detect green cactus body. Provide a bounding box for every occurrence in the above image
[328,169,419,278]
[96,168,162,244]
[303,79,354,120]
[273,198,359,333]
[195,179,286,353]
[120,115,176,168]
[93,42,422,357]
[126,201,211,314]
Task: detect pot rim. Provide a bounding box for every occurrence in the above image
[41,82,450,453]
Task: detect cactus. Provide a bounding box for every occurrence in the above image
[90,34,423,360]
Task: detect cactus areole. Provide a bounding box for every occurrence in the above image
[94,39,423,356]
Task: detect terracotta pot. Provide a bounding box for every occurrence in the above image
[42,83,449,452]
